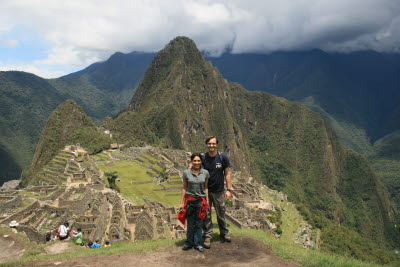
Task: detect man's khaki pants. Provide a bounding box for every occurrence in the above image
[203,191,229,240]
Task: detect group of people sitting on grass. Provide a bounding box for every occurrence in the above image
[46,221,121,248]
[177,136,232,252]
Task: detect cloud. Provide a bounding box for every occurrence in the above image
[0,61,67,78]
[0,39,19,48]
[0,0,399,77]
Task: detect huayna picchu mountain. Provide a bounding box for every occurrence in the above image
[103,37,399,254]
[24,99,109,186]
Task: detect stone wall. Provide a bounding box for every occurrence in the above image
[42,186,66,201]
[90,195,109,242]
[108,194,126,239]
[0,195,22,214]
[59,188,93,214]
[0,201,40,225]
[134,209,156,241]
[18,225,46,244]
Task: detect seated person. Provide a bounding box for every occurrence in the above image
[9,221,19,233]
[90,240,100,248]
[72,228,83,246]
[56,222,70,240]
[113,234,124,241]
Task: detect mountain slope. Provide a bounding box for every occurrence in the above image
[0,71,64,184]
[369,131,400,208]
[104,37,398,249]
[50,51,155,123]
[24,99,109,185]
[210,51,400,154]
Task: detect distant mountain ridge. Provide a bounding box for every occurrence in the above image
[210,50,400,153]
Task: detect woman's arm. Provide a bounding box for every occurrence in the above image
[72,232,81,238]
[205,178,209,205]
[179,179,188,211]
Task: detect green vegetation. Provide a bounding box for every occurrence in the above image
[93,152,181,206]
[296,204,396,264]
[368,131,400,212]
[0,71,64,183]
[24,100,110,186]
[105,171,120,192]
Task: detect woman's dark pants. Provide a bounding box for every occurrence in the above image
[184,199,203,248]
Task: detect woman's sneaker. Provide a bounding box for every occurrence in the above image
[182,244,192,250]
[195,246,205,252]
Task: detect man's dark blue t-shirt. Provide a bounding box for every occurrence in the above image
[202,152,230,193]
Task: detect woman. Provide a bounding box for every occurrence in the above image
[178,153,209,252]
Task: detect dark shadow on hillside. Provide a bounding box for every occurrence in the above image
[0,144,22,186]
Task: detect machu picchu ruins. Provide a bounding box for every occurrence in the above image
[0,144,317,249]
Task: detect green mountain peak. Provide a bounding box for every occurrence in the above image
[24,99,109,185]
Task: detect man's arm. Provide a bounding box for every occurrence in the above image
[205,178,209,205]
[224,167,232,200]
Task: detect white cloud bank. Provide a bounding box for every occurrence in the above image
[0,0,399,78]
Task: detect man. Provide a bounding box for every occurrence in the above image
[202,136,232,249]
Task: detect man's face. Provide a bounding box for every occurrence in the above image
[206,138,218,153]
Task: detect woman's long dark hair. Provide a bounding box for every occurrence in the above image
[191,153,202,161]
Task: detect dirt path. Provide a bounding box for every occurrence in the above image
[0,235,26,263]
[30,237,298,267]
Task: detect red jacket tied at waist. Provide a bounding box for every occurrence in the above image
[177,194,209,225]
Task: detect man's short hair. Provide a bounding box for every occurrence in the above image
[205,136,218,145]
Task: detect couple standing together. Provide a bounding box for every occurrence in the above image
[178,136,232,252]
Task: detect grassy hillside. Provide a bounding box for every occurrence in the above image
[91,151,181,206]
[369,131,400,209]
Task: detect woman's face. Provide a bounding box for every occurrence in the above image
[192,156,202,169]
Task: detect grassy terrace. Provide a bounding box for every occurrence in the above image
[2,219,384,267]
[91,152,181,206]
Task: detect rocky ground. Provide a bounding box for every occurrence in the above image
[29,237,298,267]
[0,234,26,263]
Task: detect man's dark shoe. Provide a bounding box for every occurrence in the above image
[195,246,205,252]
[182,244,192,250]
[222,236,232,243]
[203,239,211,249]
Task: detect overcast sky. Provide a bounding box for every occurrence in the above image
[1,0,399,78]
